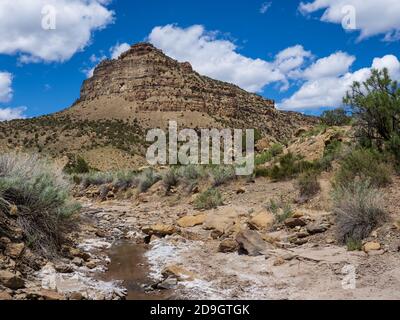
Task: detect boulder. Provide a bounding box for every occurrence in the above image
[177,215,206,228]
[236,230,269,256]
[38,289,64,301]
[203,207,244,235]
[306,223,328,235]
[5,243,25,259]
[0,270,25,290]
[0,291,12,300]
[249,211,275,230]
[363,242,381,253]
[284,218,307,228]
[142,225,178,237]
[218,239,239,253]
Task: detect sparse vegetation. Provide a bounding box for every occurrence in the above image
[266,198,293,223]
[334,148,392,188]
[297,171,321,200]
[209,165,236,187]
[332,180,388,244]
[194,188,223,210]
[137,169,161,193]
[63,156,90,174]
[321,108,351,126]
[268,153,315,181]
[0,153,80,256]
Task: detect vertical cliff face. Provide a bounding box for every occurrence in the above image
[78,43,275,116]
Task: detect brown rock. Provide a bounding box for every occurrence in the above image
[236,230,269,256]
[162,265,196,282]
[5,243,25,259]
[218,239,239,253]
[236,187,246,195]
[0,291,12,300]
[0,270,25,290]
[284,218,307,229]
[39,289,64,301]
[69,292,84,300]
[177,215,206,228]
[249,211,275,230]
[363,242,381,252]
[273,257,286,266]
[142,225,178,237]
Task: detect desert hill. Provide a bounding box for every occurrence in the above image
[0,42,317,170]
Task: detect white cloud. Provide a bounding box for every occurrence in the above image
[260,2,272,14]
[299,0,400,41]
[0,72,13,103]
[278,54,400,110]
[148,24,290,92]
[0,0,114,63]
[0,106,27,121]
[302,52,356,80]
[110,42,131,59]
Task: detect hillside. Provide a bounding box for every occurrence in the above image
[0,43,317,170]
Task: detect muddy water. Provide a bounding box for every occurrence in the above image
[100,241,172,300]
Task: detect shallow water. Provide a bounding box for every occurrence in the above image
[100,241,172,300]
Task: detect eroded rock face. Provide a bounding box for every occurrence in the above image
[79,43,274,115]
[73,43,317,139]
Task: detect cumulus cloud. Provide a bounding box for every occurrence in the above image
[0,72,13,103]
[278,54,400,110]
[149,24,307,92]
[299,0,400,41]
[0,0,114,63]
[0,106,27,121]
[110,42,131,59]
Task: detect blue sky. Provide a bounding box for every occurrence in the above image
[0,0,399,120]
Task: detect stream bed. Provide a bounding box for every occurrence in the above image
[99,241,173,300]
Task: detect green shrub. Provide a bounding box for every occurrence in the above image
[194,188,223,210]
[297,171,321,200]
[0,153,80,257]
[63,156,90,174]
[270,143,284,157]
[332,180,388,244]
[266,199,293,223]
[346,238,363,251]
[268,153,315,181]
[254,166,269,177]
[321,108,351,126]
[137,169,161,193]
[209,166,236,187]
[162,169,179,192]
[334,148,392,188]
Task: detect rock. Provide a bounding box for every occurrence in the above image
[157,277,178,290]
[0,270,25,290]
[218,239,239,253]
[248,211,275,231]
[86,261,97,269]
[284,218,307,229]
[38,289,64,301]
[72,257,84,266]
[69,248,91,261]
[326,238,335,244]
[54,264,74,274]
[0,291,12,300]
[69,292,84,300]
[368,249,385,256]
[292,211,305,219]
[236,230,269,256]
[295,231,309,239]
[306,223,328,235]
[5,243,25,259]
[236,187,246,195]
[177,215,206,228]
[203,207,244,235]
[95,230,107,238]
[162,265,196,282]
[273,257,286,266]
[363,242,381,252]
[142,225,178,237]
